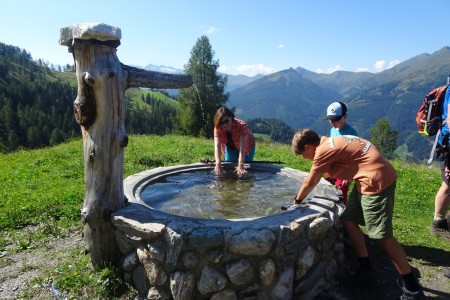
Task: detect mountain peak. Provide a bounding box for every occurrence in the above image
[143,64,183,74]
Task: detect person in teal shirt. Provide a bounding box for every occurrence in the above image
[326,101,358,137]
[325,101,358,204]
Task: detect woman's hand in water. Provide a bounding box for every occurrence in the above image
[214,163,223,175]
[235,164,247,176]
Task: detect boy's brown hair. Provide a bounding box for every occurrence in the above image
[291,129,320,155]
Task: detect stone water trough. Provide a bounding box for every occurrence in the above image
[111,163,345,300]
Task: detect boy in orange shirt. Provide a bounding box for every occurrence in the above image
[291,129,424,300]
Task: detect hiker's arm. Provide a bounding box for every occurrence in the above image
[444,103,450,178]
[235,134,248,176]
[214,136,223,174]
[447,103,450,128]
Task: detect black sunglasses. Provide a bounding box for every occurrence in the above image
[220,118,231,125]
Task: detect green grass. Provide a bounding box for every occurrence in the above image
[0,134,449,298]
[48,69,78,87]
[0,142,84,230]
[125,88,179,111]
[253,133,271,143]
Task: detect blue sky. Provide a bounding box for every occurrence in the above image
[1,0,450,76]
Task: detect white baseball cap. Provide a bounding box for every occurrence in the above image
[326,102,347,121]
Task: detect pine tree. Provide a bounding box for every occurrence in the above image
[49,128,65,146]
[174,36,228,138]
[7,130,20,151]
[369,117,398,158]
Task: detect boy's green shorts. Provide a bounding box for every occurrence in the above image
[340,182,396,239]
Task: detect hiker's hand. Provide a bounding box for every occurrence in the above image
[293,197,302,205]
[445,167,450,179]
[235,164,247,176]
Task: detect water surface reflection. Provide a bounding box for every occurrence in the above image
[141,169,301,219]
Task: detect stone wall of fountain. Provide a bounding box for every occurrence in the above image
[111,163,345,300]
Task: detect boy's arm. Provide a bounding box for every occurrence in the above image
[294,171,322,203]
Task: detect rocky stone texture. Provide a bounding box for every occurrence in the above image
[111,163,345,299]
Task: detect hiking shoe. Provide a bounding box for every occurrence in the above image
[340,269,377,289]
[444,268,450,279]
[397,279,425,300]
[430,220,450,242]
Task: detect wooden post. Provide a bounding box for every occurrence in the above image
[59,23,192,268]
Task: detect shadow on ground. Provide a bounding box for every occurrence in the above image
[311,236,450,300]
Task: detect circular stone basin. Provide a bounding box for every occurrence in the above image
[125,162,342,221]
[114,162,345,299]
[140,167,302,219]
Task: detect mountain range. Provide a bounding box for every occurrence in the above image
[142,47,450,161]
[227,46,450,161]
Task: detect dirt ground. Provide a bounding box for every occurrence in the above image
[0,230,449,300]
[0,230,84,300]
[313,237,450,300]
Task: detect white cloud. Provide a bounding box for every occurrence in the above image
[355,67,369,72]
[388,59,401,69]
[374,60,386,72]
[373,59,401,72]
[219,64,275,76]
[316,65,343,74]
[236,64,275,76]
[218,65,232,73]
[277,44,285,48]
[312,59,402,74]
[206,26,220,34]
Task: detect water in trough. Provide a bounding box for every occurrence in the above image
[140,168,301,219]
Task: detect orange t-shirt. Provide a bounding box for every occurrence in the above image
[310,136,397,195]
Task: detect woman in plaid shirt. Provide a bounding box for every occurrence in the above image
[213,106,255,176]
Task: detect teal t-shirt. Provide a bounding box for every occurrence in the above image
[330,124,358,137]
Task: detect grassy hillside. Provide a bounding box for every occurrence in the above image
[125,88,179,110]
[46,69,78,87]
[0,135,448,298]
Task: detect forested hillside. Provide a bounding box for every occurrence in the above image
[247,118,295,144]
[0,43,183,152]
[125,88,179,135]
[0,43,79,152]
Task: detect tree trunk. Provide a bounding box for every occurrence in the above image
[72,41,127,268]
[60,23,192,269]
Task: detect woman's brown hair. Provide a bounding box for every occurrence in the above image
[214,106,235,129]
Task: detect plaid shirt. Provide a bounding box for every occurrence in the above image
[214,118,254,156]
